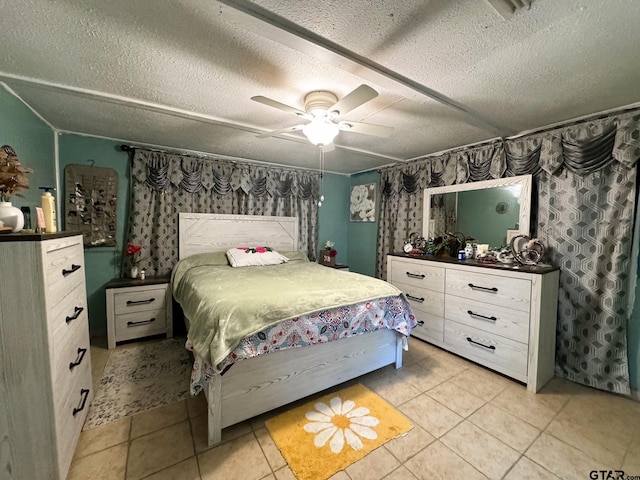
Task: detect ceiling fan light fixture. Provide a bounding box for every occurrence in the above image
[302,116,340,146]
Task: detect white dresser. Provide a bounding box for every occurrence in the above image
[388,254,559,392]
[0,233,92,479]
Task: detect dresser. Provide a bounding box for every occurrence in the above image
[387,254,559,392]
[0,233,92,479]
[105,276,173,349]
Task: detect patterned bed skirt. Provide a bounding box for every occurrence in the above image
[185,295,415,395]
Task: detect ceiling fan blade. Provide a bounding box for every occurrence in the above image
[251,96,310,119]
[339,121,394,138]
[328,84,378,117]
[256,124,305,139]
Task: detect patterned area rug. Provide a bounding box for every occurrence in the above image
[84,338,192,429]
[266,384,413,480]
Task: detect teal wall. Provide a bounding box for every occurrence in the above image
[58,134,130,336]
[348,171,380,277]
[317,173,350,265]
[0,86,55,211]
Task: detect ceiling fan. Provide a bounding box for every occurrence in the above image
[251,84,394,149]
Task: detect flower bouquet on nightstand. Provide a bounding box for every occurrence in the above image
[126,242,143,278]
[319,240,338,266]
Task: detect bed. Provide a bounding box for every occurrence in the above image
[174,213,416,446]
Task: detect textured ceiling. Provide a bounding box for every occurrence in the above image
[1,0,639,174]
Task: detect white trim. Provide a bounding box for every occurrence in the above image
[0,81,56,130]
[54,132,61,230]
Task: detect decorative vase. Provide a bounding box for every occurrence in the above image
[0,201,24,232]
[130,265,139,279]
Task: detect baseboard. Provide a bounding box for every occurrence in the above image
[631,389,639,402]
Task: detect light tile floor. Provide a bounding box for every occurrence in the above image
[69,337,640,480]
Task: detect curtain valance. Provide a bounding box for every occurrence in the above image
[380,110,640,197]
[134,149,319,199]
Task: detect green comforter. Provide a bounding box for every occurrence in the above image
[172,252,403,370]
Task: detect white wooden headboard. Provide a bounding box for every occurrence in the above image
[178,213,299,259]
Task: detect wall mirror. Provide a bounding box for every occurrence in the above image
[422,174,532,249]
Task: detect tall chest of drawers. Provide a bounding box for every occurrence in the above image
[0,233,92,479]
[388,254,559,392]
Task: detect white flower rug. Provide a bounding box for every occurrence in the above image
[84,337,192,429]
[265,383,413,480]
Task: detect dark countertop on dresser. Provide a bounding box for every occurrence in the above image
[389,252,559,274]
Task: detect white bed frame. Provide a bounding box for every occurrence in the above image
[177,213,404,446]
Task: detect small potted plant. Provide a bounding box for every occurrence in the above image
[0,145,33,232]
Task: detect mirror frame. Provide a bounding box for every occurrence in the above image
[422,174,532,241]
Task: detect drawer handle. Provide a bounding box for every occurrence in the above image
[126,298,155,306]
[62,264,82,276]
[69,347,88,370]
[468,283,498,293]
[72,388,90,416]
[65,306,84,324]
[467,310,497,322]
[416,320,425,326]
[406,272,425,279]
[466,337,496,350]
[406,293,425,303]
[127,318,156,327]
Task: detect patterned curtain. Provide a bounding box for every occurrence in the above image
[126,149,319,276]
[376,109,640,394]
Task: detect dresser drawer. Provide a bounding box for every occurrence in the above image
[444,320,528,379]
[115,308,167,342]
[49,283,87,347]
[393,281,444,318]
[446,269,531,312]
[42,237,85,309]
[51,309,91,394]
[445,295,530,343]
[389,258,445,293]
[54,364,92,480]
[411,311,444,343]
[114,286,167,315]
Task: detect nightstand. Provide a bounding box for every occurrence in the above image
[326,264,349,271]
[105,275,173,349]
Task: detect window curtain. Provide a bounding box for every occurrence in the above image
[377,110,640,394]
[126,149,319,276]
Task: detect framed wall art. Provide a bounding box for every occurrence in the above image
[350,183,376,222]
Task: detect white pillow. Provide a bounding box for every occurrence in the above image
[226,247,289,267]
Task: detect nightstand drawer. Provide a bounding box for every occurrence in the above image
[114,286,167,315]
[114,308,167,342]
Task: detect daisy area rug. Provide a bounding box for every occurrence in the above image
[84,337,192,429]
[265,383,413,480]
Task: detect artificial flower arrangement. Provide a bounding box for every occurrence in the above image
[324,240,338,258]
[320,240,338,265]
[126,242,143,266]
[0,145,33,202]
